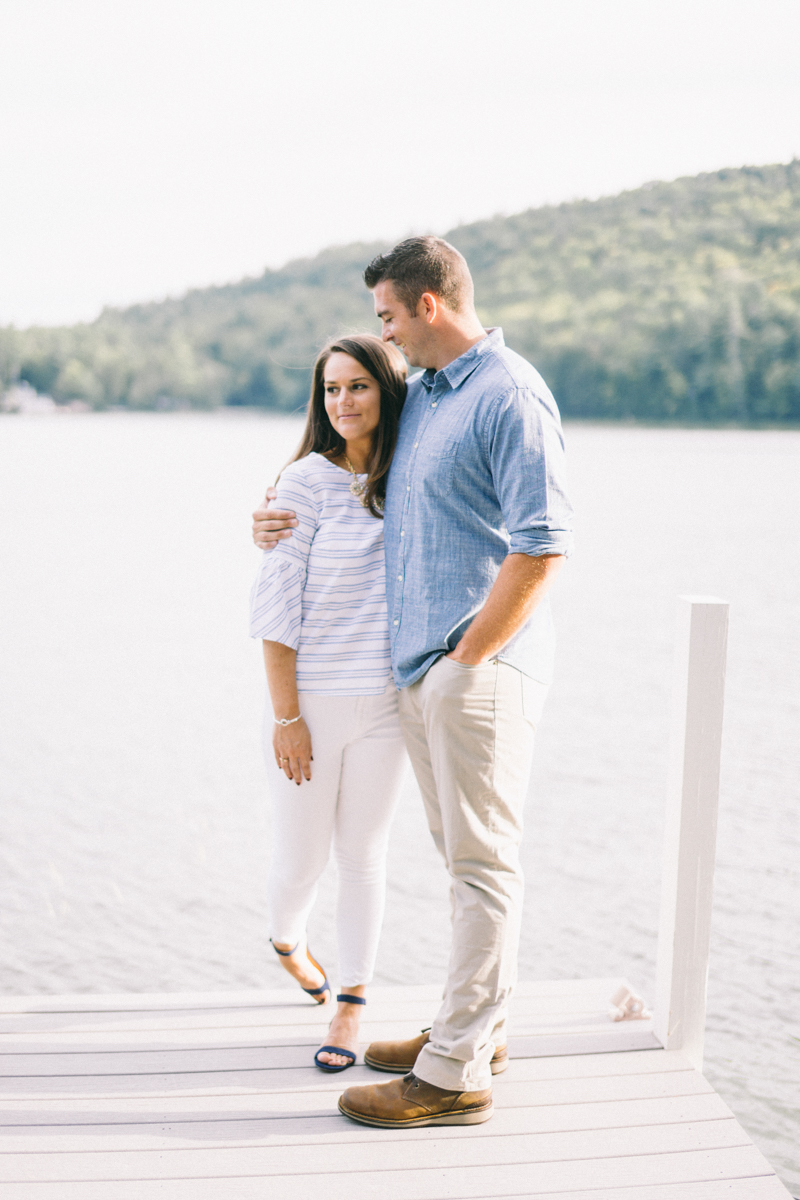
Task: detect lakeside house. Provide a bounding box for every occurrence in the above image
[1,382,89,414]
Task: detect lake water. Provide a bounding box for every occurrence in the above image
[1,413,798,1190]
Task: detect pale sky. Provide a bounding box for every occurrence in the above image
[2,0,799,327]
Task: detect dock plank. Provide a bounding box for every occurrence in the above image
[0,1067,712,1109]
[0,989,626,1034]
[0,1047,691,1085]
[0,1020,658,1048]
[0,1146,781,1198]
[0,1095,736,1149]
[1,1177,789,1200]
[0,1119,753,1181]
[0,1043,687,1083]
[435,1184,793,1200]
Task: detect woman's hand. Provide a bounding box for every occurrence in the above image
[262,642,309,784]
[273,718,313,786]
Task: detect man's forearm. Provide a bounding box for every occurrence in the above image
[447,553,565,665]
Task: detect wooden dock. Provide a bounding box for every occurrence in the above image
[2,600,790,1194]
[0,979,791,1198]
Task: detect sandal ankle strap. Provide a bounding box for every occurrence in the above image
[337,993,366,1005]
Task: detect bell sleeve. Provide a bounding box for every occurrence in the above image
[249,466,319,647]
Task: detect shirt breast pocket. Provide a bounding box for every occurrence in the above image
[434,440,459,493]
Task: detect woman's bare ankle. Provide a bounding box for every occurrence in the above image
[272,942,324,990]
[315,987,367,1064]
[338,984,366,1002]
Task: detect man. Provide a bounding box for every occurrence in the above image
[253,236,573,1128]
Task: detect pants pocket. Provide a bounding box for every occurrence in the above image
[438,655,496,673]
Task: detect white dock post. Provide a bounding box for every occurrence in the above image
[654,595,729,1071]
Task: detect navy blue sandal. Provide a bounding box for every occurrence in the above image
[314,993,366,1073]
[271,940,331,1005]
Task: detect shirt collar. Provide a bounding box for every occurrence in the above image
[420,327,505,392]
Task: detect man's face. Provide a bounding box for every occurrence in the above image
[372,280,434,369]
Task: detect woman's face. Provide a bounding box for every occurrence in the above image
[323,353,382,445]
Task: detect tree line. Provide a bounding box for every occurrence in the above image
[2,160,799,423]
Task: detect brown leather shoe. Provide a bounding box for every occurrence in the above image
[338,1072,493,1128]
[364,1028,509,1075]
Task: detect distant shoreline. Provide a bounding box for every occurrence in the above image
[3,401,800,432]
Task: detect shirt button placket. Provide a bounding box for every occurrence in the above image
[396,382,438,639]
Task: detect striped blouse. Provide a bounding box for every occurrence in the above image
[249,453,392,696]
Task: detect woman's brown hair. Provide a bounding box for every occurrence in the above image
[286,334,407,517]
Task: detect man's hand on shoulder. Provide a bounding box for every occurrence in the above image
[252,486,299,550]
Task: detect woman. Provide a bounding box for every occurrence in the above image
[250,334,408,1072]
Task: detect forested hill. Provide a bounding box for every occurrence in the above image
[4,160,800,422]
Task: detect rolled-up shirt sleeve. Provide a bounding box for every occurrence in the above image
[487,387,575,558]
[249,470,319,645]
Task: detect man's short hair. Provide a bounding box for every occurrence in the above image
[364,236,474,315]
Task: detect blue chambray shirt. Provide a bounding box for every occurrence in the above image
[384,328,574,688]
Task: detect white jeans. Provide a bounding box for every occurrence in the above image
[264,685,407,988]
[399,656,547,1092]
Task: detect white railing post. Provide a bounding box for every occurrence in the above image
[654,595,729,1071]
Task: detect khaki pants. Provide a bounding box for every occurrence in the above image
[398,655,547,1091]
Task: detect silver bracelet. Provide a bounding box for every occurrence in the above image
[275,714,303,727]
